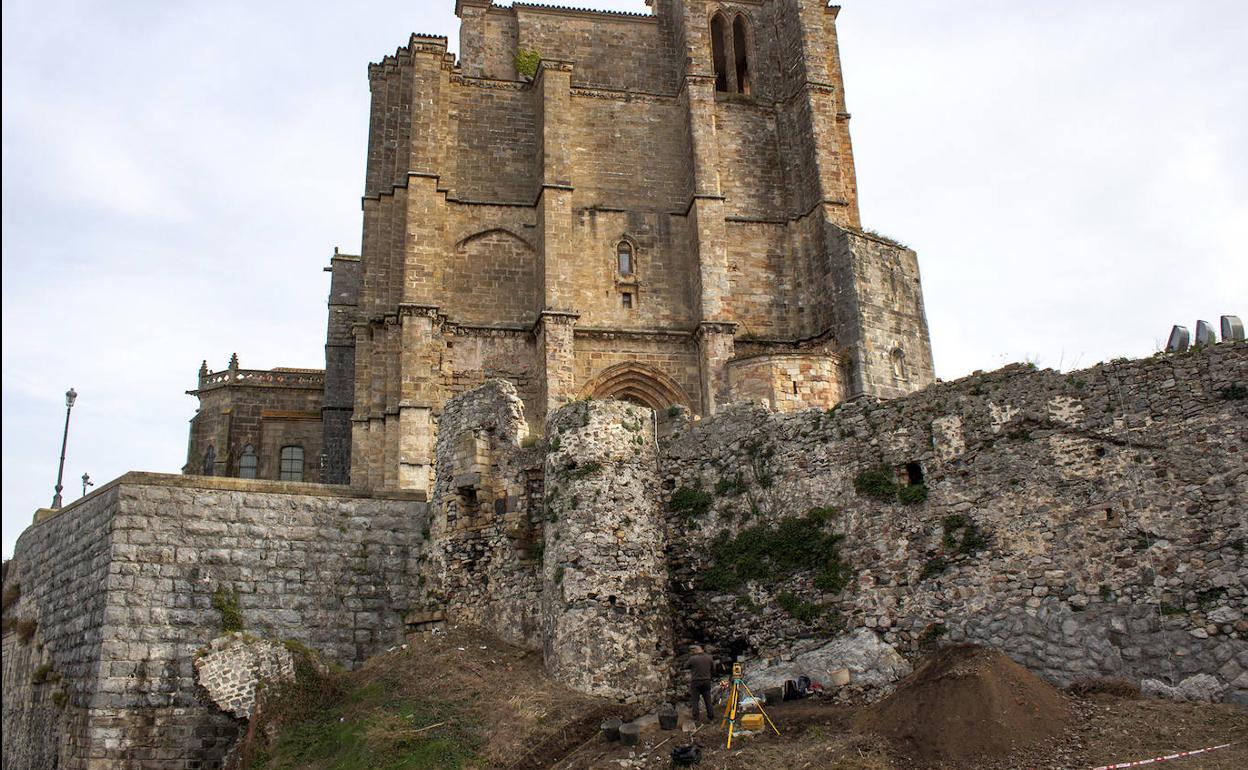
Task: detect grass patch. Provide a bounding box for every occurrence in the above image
[243,646,480,770]
[212,585,244,633]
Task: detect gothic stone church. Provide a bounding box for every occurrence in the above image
[185,0,935,494]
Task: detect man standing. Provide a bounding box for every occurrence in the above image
[687,645,716,722]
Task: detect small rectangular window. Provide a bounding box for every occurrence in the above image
[622,292,633,309]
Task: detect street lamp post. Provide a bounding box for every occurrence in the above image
[50,388,78,509]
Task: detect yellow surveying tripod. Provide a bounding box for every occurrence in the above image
[720,662,781,748]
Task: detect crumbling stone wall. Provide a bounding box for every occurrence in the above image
[662,342,1248,703]
[541,399,674,701]
[3,473,423,770]
[423,379,546,648]
[193,634,295,720]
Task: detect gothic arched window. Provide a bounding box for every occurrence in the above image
[617,241,634,276]
[202,445,216,476]
[733,15,751,95]
[239,445,258,479]
[711,13,730,92]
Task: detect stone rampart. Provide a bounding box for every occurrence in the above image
[2,473,424,770]
[661,342,1247,703]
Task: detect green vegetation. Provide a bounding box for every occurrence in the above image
[31,662,57,685]
[1220,384,1247,400]
[3,617,39,644]
[51,690,68,708]
[212,585,244,633]
[746,442,775,488]
[854,466,898,501]
[919,556,947,580]
[244,650,479,770]
[524,540,544,565]
[776,592,822,623]
[667,405,682,418]
[1,581,19,613]
[670,485,713,521]
[702,509,848,595]
[514,48,541,79]
[898,483,928,505]
[1159,602,1185,617]
[941,515,988,555]
[854,466,927,505]
[714,472,748,497]
[557,461,602,482]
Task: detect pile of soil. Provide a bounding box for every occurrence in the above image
[854,643,1073,767]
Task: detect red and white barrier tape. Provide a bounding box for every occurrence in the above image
[1089,741,1234,769]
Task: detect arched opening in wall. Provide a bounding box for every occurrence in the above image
[733,15,751,95]
[711,13,730,92]
[617,240,634,276]
[202,445,215,476]
[239,445,258,479]
[891,347,908,380]
[904,461,924,486]
[577,362,693,417]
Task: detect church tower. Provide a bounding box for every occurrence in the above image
[321,0,934,491]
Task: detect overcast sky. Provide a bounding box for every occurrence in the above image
[3,0,1245,557]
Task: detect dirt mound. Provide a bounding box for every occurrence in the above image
[854,643,1072,767]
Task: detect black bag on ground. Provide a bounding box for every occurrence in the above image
[671,743,701,765]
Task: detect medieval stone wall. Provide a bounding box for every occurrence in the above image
[541,399,674,700]
[423,379,546,649]
[2,474,423,770]
[661,342,1248,703]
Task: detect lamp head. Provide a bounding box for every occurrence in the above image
[66,388,78,408]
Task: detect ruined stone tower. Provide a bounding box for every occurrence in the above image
[328,0,936,491]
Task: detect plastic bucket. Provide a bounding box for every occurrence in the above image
[619,722,641,746]
[601,718,622,741]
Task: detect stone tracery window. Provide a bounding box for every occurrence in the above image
[711,12,751,94]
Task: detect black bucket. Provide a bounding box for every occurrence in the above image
[619,722,641,747]
[601,718,622,741]
[658,706,678,730]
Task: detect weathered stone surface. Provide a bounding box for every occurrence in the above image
[3,473,422,770]
[194,634,295,719]
[540,399,674,701]
[745,629,911,693]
